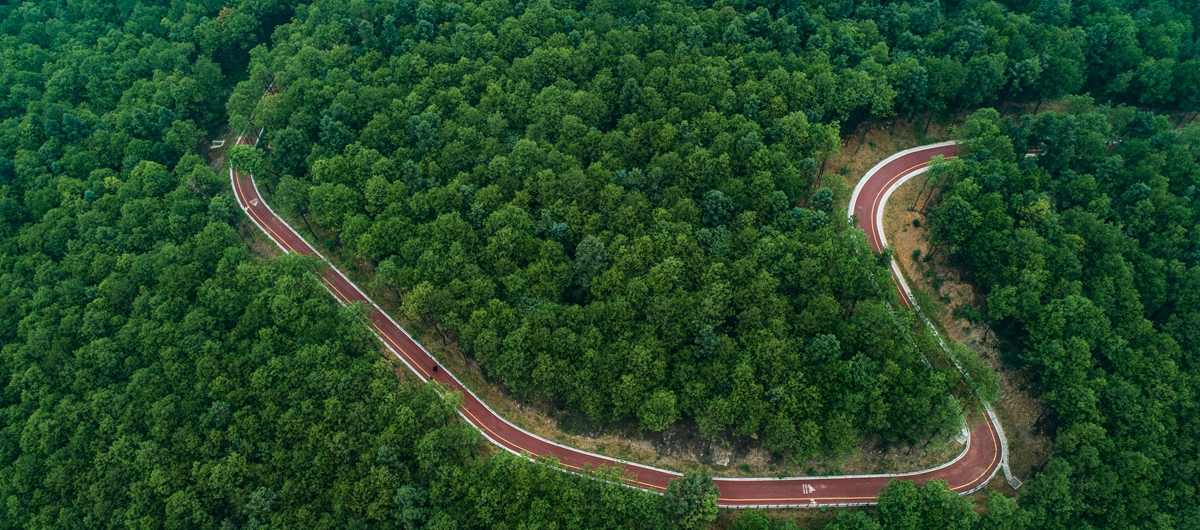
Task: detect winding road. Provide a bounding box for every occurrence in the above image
[230,129,1006,508]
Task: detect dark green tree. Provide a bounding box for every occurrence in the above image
[663,472,719,530]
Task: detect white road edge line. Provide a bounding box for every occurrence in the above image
[231,128,1009,507]
[849,142,1018,491]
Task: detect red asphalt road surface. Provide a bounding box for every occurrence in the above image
[231,131,998,508]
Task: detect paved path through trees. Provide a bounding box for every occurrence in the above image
[231,130,1005,508]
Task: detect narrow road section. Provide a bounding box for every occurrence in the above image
[230,129,1001,508]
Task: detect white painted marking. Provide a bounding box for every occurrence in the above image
[250,198,259,206]
[802,483,815,494]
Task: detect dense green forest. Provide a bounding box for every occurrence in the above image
[231,0,1200,461]
[921,107,1200,527]
[240,0,930,459]
[0,1,675,528]
[4,0,1200,528]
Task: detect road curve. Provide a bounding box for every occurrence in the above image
[230,128,1001,508]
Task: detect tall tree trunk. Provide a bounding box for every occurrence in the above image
[923,111,935,136]
[854,124,868,155]
[912,173,931,210]
[1002,318,1017,336]
[435,323,451,346]
[921,181,939,213]
[422,315,450,346]
[299,209,317,236]
[1033,98,1044,114]
[916,174,933,211]
[918,172,942,213]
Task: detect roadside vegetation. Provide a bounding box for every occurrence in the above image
[918,106,1200,528]
[0,1,673,528]
[3,0,1200,528]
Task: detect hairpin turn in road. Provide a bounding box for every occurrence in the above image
[230,129,1006,508]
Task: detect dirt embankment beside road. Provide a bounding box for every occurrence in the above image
[881,169,1053,490]
[230,113,1051,488]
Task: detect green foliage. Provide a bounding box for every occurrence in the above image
[639,389,680,432]
[822,509,881,530]
[228,143,264,175]
[245,0,994,458]
[978,492,1032,530]
[573,233,608,289]
[0,2,669,528]
[435,455,669,529]
[811,187,835,212]
[731,508,773,530]
[7,0,1199,525]
[949,342,1000,406]
[877,479,978,530]
[730,508,807,530]
[663,472,719,530]
[924,106,1200,527]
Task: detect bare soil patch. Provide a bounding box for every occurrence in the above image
[203,128,239,172]
[882,175,1054,493]
[828,115,956,192]
[828,103,1057,194]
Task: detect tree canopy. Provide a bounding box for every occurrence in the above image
[230,0,1138,458]
[0,1,671,528]
[921,105,1200,528]
[6,0,1200,527]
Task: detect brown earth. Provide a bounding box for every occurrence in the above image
[233,167,971,479]
[882,174,1053,494]
[828,115,955,191]
[829,102,1064,191]
[202,128,239,172]
[224,107,1052,490]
